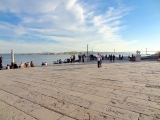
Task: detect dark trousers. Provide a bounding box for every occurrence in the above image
[97,61,100,67]
[0,63,2,70]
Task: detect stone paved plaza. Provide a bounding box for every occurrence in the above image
[0,61,160,120]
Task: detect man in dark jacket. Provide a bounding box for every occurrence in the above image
[110,54,112,62]
[0,56,3,70]
[113,55,115,62]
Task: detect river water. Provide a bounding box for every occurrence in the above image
[0,53,152,67]
[0,54,74,66]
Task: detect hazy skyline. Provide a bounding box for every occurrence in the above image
[0,0,160,53]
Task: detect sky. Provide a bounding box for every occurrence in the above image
[0,0,160,53]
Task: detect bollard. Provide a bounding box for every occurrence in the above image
[11,50,14,68]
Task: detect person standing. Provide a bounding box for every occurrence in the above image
[100,54,102,67]
[105,54,107,60]
[73,54,75,63]
[110,54,112,62]
[78,55,80,62]
[121,55,123,60]
[97,53,100,68]
[70,56,72,63]
[113,55,115,62]
[119,54,121,60]
[82,54,84,63]
[131,54,134,61]
[0,56,3,70]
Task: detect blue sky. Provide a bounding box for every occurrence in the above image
[0,0,160,53]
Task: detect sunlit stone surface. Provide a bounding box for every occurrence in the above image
[0,61,160,120]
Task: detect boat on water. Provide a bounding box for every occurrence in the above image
[141,54,158,60]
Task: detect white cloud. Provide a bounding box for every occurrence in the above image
[93,15,102,26]
[0,0,59,13]
[106,7,114,17]
[14,26,27,36]
[66,0,77,10]
[72,4,85,23]
[0,0,134,52]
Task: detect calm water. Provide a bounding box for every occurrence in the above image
[0,53,153,67]
[0,54,75,66]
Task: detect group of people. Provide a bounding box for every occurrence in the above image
[6,61,35,69]
[41,62,47,65]
[78,54,85,63]
[0,55,35,70]
[54,59,64,64]
[54,54,86,64]
[63,58,76,63]
[128,54,135,61]
[70,54,76,63]
[119,54,124,60]
[90,54,97,61]
[62,59,71,63]
[104,54,116,62]
[22,61,35,68]
[97,53,118,67]
[108,54,115,62]
[62,54,86,63]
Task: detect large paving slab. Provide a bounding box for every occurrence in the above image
[0,61,160,120]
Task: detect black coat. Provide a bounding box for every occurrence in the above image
[0,59,2,68]
[113,55,115,59]
[110,55,112,60]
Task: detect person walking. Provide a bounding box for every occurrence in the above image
[0,56,3,70]
[97,53,100,68]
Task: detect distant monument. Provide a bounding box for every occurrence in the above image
[136,50,141,62]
